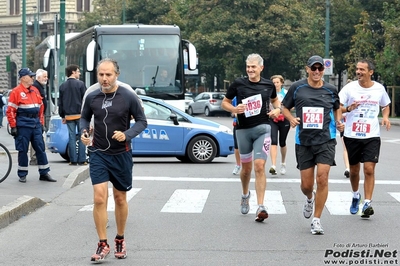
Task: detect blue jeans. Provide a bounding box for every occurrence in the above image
[66,119,86,163]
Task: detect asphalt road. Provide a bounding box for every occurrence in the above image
[0,116,399,265]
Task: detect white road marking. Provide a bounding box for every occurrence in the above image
[248,190,286,214]
[382,139,400,144]
[78,188,400,215]
[133,176,400,185]
[325,191,358,215]
[79,188,142,212]
[161,189,209,213]
[388,192,400,202]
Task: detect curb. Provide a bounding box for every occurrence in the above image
[0,195,46,229]
[62,166,89,189]
[0,166,89,230]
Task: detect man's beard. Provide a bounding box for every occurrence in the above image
[101,81,116,92]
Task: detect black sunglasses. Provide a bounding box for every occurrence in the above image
[310,65,324,72]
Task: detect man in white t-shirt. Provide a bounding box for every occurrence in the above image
[339,59,391,219]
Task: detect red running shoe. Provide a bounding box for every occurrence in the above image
[114,239,127,259]
[90,242,110,263]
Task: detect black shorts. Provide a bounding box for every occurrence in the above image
[343,137,381,165]
[295,139,337,170]
[89,150,133,191]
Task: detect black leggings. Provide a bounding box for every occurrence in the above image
[270,120,290,147]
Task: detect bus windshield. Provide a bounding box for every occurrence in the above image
[99,34,181,93]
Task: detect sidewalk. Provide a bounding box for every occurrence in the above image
[0,130,89,229]
[0,117,399,230]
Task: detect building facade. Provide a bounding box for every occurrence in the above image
[0,0,92,91]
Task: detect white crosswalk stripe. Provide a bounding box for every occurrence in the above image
[78,189,400,215]
[249,190,286,214]
[388,192,400,202]
[325,191,355,215]
[161,189,210,213]
[79,188,142,212]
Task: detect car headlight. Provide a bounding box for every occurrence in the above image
[218,125,232,134]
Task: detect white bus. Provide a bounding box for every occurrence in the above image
[34,24,197,114]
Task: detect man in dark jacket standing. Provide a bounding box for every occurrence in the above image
[30,69,48,165]
[58,64,87,165]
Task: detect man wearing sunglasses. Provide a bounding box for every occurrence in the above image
[281,55,344,235]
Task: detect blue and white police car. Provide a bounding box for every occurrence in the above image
[46,96,234,163]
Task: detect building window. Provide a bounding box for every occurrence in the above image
[77,0,83,12]
[84,0,90,11]
[40,0,50,12]
[77,0,90,12]
[9,0,20,15]
[11,33,18,49]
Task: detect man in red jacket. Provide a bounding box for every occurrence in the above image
[6,68,56,183]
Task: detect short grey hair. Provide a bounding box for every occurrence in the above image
[36,68,47,77]
[246,53,264,66]
[97,58,120,75]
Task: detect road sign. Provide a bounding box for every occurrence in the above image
[323,58,333,75]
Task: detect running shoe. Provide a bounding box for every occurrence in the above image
[232,165,241,175]
[114,239,127,259]
[255,206,269,222]
[240,191,251,214]
[344,170,350,178]
[361,201,374,218]
[350,194,361,215]
[303,194,314,219]
[280,164,286,175]
[311,220,324,235]
[269,166,277,175]
[91,242,110,263]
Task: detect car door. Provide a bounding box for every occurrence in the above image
[131,99,184,155]
[192,93,209,114]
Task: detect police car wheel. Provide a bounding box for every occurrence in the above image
[187,135,217,163]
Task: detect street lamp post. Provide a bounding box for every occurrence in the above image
[22,0,27,67]
[32,5,42,39]
[33,7,38,38]
[324,0,330,82]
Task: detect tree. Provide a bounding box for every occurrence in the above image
[375,1,400,86]
[330,0,362,85]
[177,0,326,88]
[75,0,126,30]
[345,11,378,79]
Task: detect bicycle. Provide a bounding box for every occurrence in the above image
[0,142,12,183]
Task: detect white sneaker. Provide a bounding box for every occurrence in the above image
[280,163,286,175]
[311,219,324,235]
[232,165,241,175]
[303,193,314,219]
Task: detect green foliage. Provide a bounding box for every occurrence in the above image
[75,0,400,87]
[345,11,378,78]
[330,0,362,74]
[375,1,400,85]
[75,0,125,30]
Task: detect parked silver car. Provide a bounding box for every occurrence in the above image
[187,92,229,116]
[184,95,194,113]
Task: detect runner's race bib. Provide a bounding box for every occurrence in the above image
[242,94,262,118]
[302,107,323,129]
[350,119,371,137]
